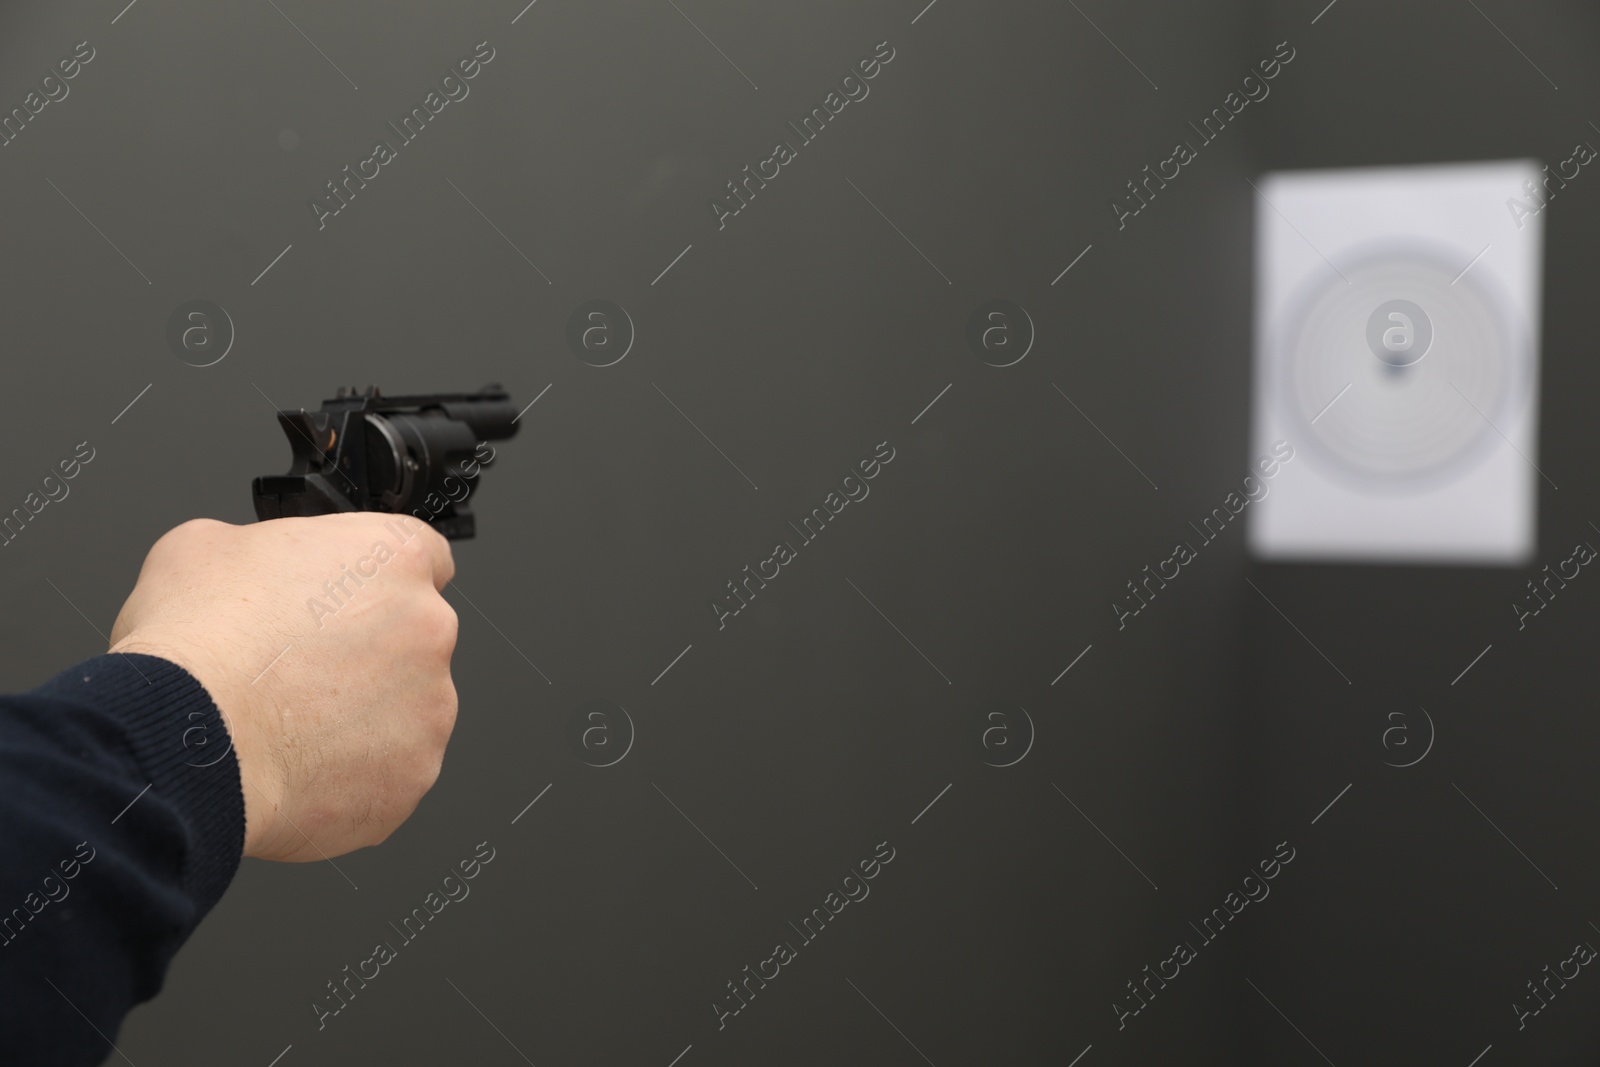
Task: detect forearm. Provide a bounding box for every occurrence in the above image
[0,653,244,1065]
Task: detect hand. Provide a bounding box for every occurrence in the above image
[108,514,460,863]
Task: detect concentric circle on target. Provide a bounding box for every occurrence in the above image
[1273,245,1527,485]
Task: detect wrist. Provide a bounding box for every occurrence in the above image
[108,631,278,859]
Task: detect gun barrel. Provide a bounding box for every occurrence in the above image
[435,397,520,442]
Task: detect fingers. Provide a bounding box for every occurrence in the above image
[414,523,456,591]
[308,512,456,590]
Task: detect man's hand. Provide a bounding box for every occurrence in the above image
[107,514,459,863]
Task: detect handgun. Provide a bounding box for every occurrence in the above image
[252,384,519,540]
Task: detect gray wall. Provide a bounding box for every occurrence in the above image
[1240,0,1600,1063]
[0,0,1595,1063]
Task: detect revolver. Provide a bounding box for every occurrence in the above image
[252,384,519,540]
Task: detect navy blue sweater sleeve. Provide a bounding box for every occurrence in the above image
[0,653,245,1066]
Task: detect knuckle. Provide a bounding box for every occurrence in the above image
[413,745,447,797]
[431,599,460,652]
[407,593,457,657]
[419,679,458,761]
[392,531,437,577]
[432,677,459,735]
[156,517,222,549]
[147,518,228,569]
[432,534,457,582]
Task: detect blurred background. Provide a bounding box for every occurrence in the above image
[1,0,1598,1063]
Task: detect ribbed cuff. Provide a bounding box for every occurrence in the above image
[34,653,246,918]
